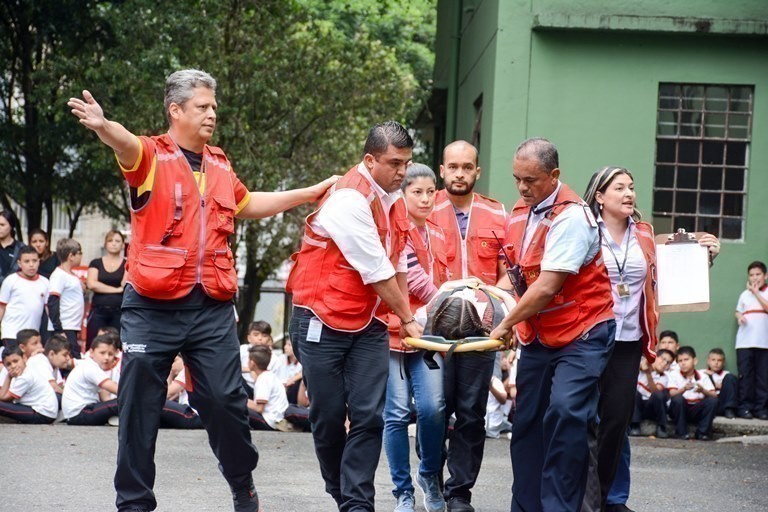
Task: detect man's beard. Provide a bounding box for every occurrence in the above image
[445,179,475,196]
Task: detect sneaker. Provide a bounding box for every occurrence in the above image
[394,491,415,512]
[628,425,642,437]
[417,473,446,512]
[738,410,753,420]
[231,478,260,512]
[108,416,120,427]
[695,432,712,441]
[446,497,475,512]
[724,408,736,419]
[655,425,669,439]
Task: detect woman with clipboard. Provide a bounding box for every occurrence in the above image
[581,166,720,512]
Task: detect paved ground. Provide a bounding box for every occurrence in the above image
[2,425,767,511]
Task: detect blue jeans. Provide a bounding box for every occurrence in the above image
[384,350,446,497]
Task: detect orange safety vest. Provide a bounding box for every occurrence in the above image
[504,183,614,348]
[286,165,410,332]
[388,219,450,351]
[429,190,507,285]
[635,222,659,362]
[127,134,239,301]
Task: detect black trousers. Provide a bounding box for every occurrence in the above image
[737,347,768,415]
[716,373,738,415]
[291,306,389,512]
[443,350,495,502]
[582,339,642,512]
[0,402,55,424]
[669,395,718,436]
[114,302,258,512]
[159,400,202,429]
[68,399,119,425]
[632,390,668,427]
[86,305,123,350]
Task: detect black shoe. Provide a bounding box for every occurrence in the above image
[755,411,768,420]
[628,425,642,437]
[724,408,736,419]
[232,479,260,512]
[605,504,636,512]
[738,410,753,419]
[447,497,475,512]
[695,432,712,441]
[675,433,690,440]
[655,425,669,439]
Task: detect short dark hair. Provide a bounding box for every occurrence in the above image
[17,329,40,346]
[748,261,767,274]
[677,346,696,359]
[248,321,272,336]
[45,334,71,355]
[97,326,119,337]
[248,345,272,371]
[659,330,679,343]
[656,349,675,361]
[2,346,23,362]
[18,245,38,259]
[55,238,81,262]
[91,334,119,351]
[363,121,413,158]
[514,137,559,173]
[708,348,726,358]
[0,210,18,234]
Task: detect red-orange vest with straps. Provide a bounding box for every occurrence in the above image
[505,184,614,348]
[286,165,410,332]
[635,222,659,362]
[388,219,450,351]
[429,190,507,285]
[127,134,239,301]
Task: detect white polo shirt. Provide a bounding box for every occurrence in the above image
[0,272,49,340]
[310,163,407,285]
[9,365,59,419]
[637,370,669,400]
[252,370,289,429]
[47,267,85,331]
[667,369,715,404]
[25,353,64,387]
[62,357,111,419]
[735,287,768,349]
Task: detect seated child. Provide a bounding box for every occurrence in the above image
[163,355,202,429]
[630,349,675,438]
[702,348,738,419]
[273,338,303,405]
[0,347,59,424]
[246,345,309,432]
[485,351,513,439]
[25,334,70,395]
[62,334,119,425]
[0,245,49,351]
[18,329,44,360]
[667,346,718,440]
[240,321,286,397]
[657,330,680,372]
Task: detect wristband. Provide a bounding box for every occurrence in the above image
[401,317,417,326]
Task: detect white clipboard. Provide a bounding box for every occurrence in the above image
[654,230,710,312]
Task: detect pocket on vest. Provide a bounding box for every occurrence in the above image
[133,246,187,291]
[476,228,503,259]
[211,249,237,294]
[323,271,371,315]
[537,300,581,345]
[211,195,236,234]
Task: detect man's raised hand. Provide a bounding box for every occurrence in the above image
[68,90,106,132]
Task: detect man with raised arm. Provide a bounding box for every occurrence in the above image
[68,69,336,512]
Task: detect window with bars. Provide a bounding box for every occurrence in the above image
[653,83,753,240]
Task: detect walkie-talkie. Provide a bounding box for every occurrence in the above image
[492,231,527,299]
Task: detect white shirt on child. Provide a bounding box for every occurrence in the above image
[9,364,59,419]
[667,369,715,404]
[62,357,111,419]
[47,267,85,331]
[637,370,669,400]
[25,353,64,387]
[735,287,768,349]
[240,345,287,387]
[0,272,49,340]
[253,370,289,429]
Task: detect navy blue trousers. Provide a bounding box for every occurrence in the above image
[511,320,615,512]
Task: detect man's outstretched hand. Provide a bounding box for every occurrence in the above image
[68,90,107,132]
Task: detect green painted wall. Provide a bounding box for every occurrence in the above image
[435,0,768,369]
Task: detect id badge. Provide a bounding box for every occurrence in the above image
[616,282,630,298]
[307,318,323,343]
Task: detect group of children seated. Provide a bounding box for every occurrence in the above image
[631,330,737,441]
[0,320,310,432]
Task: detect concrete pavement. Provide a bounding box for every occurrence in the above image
[1,425,767,511]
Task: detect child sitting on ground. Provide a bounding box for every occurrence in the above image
[18,329,44,360]
[702,348,738,419]
[62,334,119,425]
[0,245,49,352]
[0,347,59,424]
[163,355,202,429]
[630,349,675,438]
[273,338,303,405]
[667,346,718,440]
[240,321,286,397]
[657,330,680,372]
[246,345,309,432]
[25,334,70,395]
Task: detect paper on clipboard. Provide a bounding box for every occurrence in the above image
[655,240,710,312]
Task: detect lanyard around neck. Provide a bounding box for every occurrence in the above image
[601,225,630,280]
